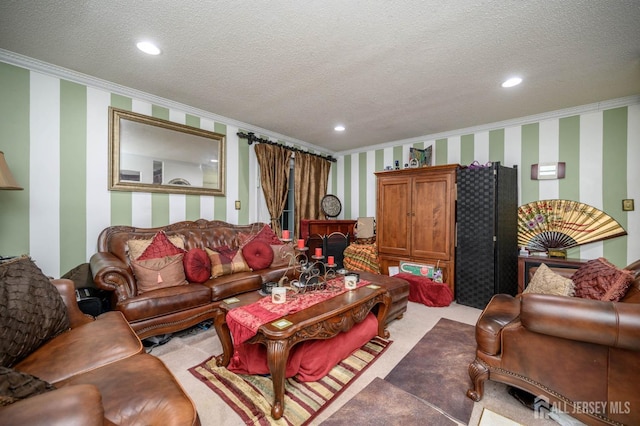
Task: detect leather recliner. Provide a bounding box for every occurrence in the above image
[467,260,640,426]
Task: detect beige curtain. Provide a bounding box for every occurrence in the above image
[255,144,292,236]
[294,151,331,239]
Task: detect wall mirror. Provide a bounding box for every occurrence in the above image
[109,107,225,196]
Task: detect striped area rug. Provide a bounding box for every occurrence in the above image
[189,336,390,426]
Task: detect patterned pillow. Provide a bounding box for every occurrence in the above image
[572,258,634,301]
[130,254,188,294]
[523,263,575,296]
[0,256,70,368]
[183,248,211,283]
[136,231,185,261]
[127,232,185,261]
[205,246,251,278]
[242,240,274,270]
[239,225,283,246]
[0,366,55,406]
[270,244,295,268]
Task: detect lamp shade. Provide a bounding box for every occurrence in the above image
[0,151,23,190]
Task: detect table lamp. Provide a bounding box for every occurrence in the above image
[0,151,23,190]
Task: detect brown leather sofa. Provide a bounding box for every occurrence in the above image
[90,219,298,339]
[467,260,640,425]
[90,219,410,340]
[1,278,199,426]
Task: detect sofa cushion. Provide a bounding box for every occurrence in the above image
[242,240,274,270]
[206,246,251,278]
[127,233,185,260]
[0,366,55,406]
[523,263,575,296]
[136,231,186,261]
[183,248,211,283]
[117,284,212,322]
[270,244,295,268]
[240,224,283,246]
[572,258,634,301]
[0,256,70,368]
[131,254,188,294]
[60,353,199,426]
[15,311,143,384]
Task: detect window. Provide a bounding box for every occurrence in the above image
[279,160,295,233]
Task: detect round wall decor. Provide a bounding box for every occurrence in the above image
[321,194,342,218]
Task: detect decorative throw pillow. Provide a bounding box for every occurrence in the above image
[131,254,188,294]
[239,225,283,246]
[127,233,185,261]
[270,244,295,268]
[205,246,251,278]
[136,231,185,261]
[230,250,251,273]
[0,256,70,368]
[571,258,634,301]
[205,247,233,278]
[183,248,211,283]
[523,263,575,296]
[0,366,55,406]
[242,240,274,270]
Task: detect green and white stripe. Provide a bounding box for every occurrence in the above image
[333,102,640,267]
[1,57,639,277]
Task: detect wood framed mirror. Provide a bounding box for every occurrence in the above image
[108,107,225,196]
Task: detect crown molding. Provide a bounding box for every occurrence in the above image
[0,49,332,156]
[3,49,638,160]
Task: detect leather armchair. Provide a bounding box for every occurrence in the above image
[467,260,640,426]
[1,279,200,426]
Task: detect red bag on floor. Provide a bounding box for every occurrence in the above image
[395,273,454,307]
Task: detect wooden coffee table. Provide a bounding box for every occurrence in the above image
[214,284,391,419]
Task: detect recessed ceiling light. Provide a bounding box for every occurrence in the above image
[501,77,522,88]
[136,41,161,55]
[334,125,345,132]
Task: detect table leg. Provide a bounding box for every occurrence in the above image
[265,339,291,420]
[376,292,392,339]
[213,309,233,367]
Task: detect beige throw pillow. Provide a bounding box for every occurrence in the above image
[523,263,575,296]
[131,254,188,294]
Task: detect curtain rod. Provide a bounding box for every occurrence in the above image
[237,131,337,162]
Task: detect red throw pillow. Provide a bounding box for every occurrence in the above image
[183,248,211,283]
[240,225,283,246]
[242,240,274,270]
[136,231,185,261]
[571,258,634,301]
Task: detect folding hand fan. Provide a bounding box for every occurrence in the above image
[518,200,627,252]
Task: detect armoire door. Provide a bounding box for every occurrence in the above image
[411,171,455,260]
[377,176,411,257]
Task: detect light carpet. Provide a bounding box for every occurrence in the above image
[153,301,559,425]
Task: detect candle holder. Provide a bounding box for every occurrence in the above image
[273,239,340,295]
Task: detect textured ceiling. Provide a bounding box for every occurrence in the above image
[1,1,639,154]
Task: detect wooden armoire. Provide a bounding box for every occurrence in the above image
[375,164,459,293]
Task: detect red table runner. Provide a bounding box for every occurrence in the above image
[227,278,371,345]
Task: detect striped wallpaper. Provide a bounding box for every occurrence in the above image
[330,102,640,268]
[1,59,639,278]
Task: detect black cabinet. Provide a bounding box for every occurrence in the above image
[455,162,518,309]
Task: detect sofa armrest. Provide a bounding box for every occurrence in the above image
[475,294,521,356]
[521,293,640,351]
[51,279,94,328]
[0,384,104,426]
[90,251,137,301]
